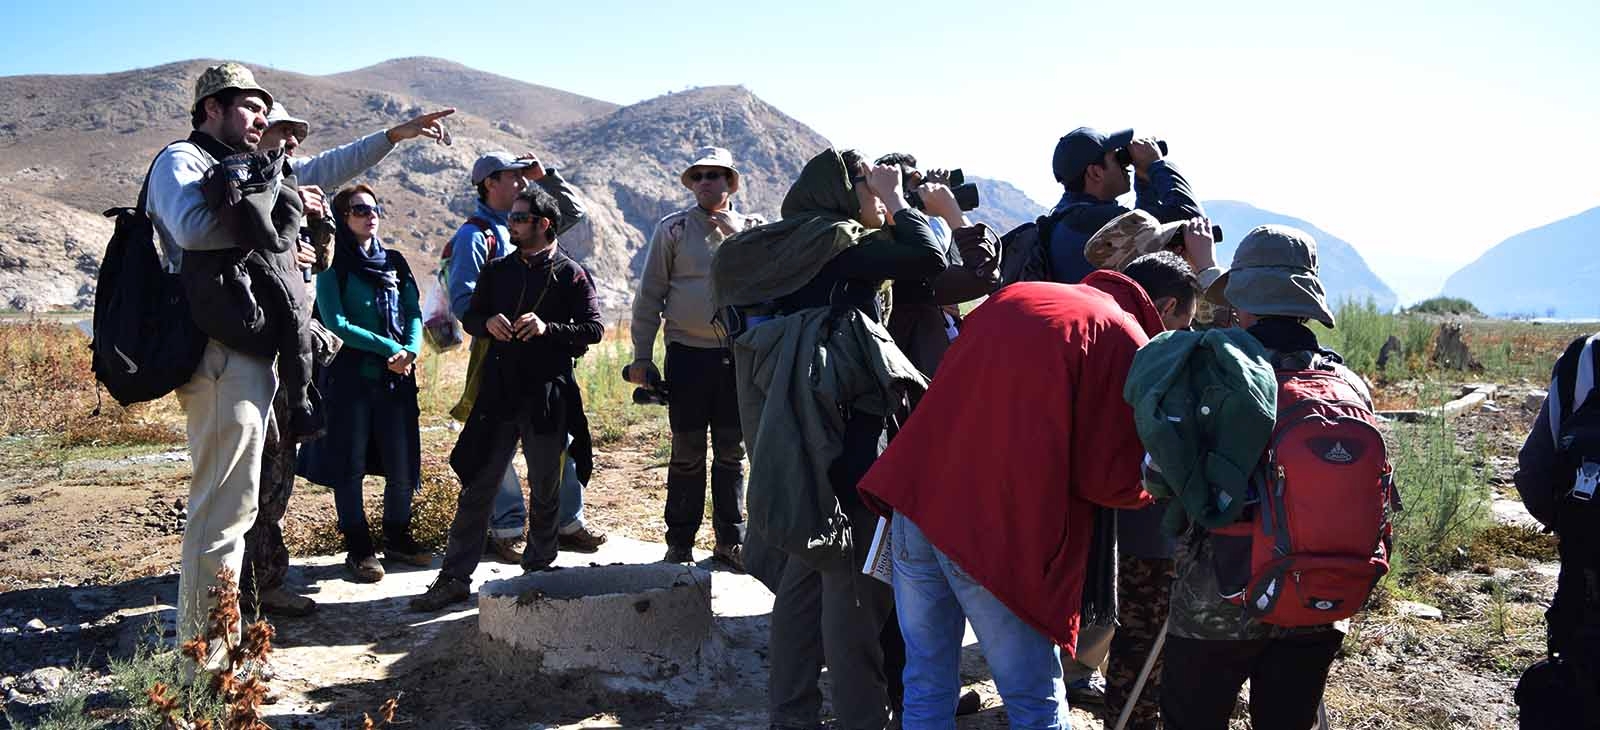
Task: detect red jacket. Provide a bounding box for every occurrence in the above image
[858,273,1159,655]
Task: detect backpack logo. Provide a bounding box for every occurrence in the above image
[1325,442,1353,463]
[114,346,139,374]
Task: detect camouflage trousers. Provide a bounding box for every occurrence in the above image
[240,390,296,598]
[1105,555,1177,730]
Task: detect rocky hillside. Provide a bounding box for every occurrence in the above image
[0,59,834,312]
[968,177,1046,233]
[0,186,113,311]
[326,57,620,134]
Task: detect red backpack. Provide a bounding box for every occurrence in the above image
[1211,364,1397,627]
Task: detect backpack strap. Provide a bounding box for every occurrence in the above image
[466,216,503,260]
[1551,334,1600,442]
[124,140,194,218]
[1033,209,1065,281]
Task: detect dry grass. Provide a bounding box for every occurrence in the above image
[0,320,184,450]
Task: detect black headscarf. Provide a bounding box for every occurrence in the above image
[332,212,405,345]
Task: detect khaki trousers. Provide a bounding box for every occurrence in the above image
[175,339,276,671]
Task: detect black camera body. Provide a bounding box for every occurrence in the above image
[1115,140,1170,167]
[621,366,670,406]
[906,168,981,213]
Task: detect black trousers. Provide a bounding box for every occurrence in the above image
[664,344,746,548]
[1160,631,1341,730]
[441,405,567,580]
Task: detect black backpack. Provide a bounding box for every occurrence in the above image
[90,144,208,407]
[997,211,1063,286]
[1516,334,1600,729]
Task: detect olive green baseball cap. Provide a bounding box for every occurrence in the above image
[192,62,273,109]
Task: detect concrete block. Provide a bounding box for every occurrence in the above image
[479,563,713,678]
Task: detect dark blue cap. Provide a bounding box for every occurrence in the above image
[1051,127,1134,183]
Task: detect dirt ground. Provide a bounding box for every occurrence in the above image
[0,365,1564,729]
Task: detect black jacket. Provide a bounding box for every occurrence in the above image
[460,246,604,421]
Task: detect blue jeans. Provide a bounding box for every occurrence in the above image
[327,380,420,556]
[892,513,1069,730]
[489,441,585,538]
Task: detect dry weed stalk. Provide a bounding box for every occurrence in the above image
[148,567,400,729]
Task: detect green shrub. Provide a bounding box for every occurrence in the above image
[1407,297,1483,317]
[1389,396,1492,577]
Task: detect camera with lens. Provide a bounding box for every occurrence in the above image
[1115,139,1169,167]
[620,365,670,406]
[906,168,981,213]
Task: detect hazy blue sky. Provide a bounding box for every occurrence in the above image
[3,0,1596,302]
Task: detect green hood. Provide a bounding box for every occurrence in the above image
[712,149,876,310]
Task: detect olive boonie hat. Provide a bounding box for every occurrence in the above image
[1208,224,1336,328]
[1084,209,1186,271]
[193,62,273,108]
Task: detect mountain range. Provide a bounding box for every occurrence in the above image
[1443,206,1600,318]
[0,55,1482,318]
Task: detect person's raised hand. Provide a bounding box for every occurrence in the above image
[1129,137,1163,177]
[1179,217,1217,270]
[386,108,456,145]
[298,185,327,220]
[866,164,906,214]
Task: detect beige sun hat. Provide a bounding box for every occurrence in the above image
[192,62,273,108]
[265,102,309,141]
[1084,209,1187,271]
[681,146,740,192]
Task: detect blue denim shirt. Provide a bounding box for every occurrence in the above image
[1045,159,1203,285]
[446,201,512,321]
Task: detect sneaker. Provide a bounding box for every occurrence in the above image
[345,553,385,583]
[663,545,695,563]
[253,587,317,618]
[384,535,434,567]
[487,535,526,564]
[409,575,470,612]
[1067,674,1106,706]
[558,524,608,553]
[712,543,745,573]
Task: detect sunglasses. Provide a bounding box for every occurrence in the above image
[508,211,536,224]
[686,170,725,182]
[347,203,384,218]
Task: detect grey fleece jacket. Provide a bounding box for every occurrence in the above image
[148,131,395,272]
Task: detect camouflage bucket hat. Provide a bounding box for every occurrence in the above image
[1084,209,1185,271]
[1209,224,1336,328]
[193,62,273,108]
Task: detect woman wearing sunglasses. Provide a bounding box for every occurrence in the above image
[297,184,432,582]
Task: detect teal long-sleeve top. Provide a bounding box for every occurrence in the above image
[315,258,423,381]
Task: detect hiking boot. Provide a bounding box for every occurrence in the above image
[345,553,385,583]
[663,545,695,563]
[557,524,608,553]
[253,587,317,618]
[409,576,470,612]
[1067,674,1106,706]
[487,535,526,564]
[712,543,745,573]
[383,534,434,567]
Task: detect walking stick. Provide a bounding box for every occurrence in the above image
[1113,621,1168,730]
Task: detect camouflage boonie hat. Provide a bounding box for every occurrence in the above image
[193,62,273,108]
[1208,224,1335,328]
[1084,209,1186,271]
